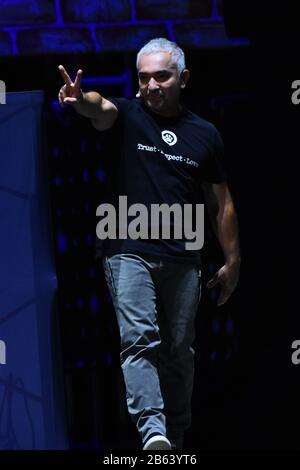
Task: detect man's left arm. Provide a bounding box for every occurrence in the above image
[203,181,241,306]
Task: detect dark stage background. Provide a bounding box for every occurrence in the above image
[0,0,299,452]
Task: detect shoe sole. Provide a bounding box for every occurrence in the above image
[143,435,171,451]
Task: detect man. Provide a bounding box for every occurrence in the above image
[58,38,240,451]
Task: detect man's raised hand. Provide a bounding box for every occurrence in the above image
[58,65,83,107]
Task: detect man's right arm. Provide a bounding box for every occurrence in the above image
[74,92,118,131]
[58,65,118,131]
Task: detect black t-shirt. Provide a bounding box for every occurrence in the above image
[96,97,226,265]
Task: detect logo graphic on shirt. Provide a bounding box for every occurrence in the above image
[161,130,177,146]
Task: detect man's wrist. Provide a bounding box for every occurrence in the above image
[78,89,85,103]
[72,90,85,111]
[76,89,84,104]
[226,256,241,268]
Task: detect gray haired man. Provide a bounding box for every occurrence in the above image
[58,38,240,450]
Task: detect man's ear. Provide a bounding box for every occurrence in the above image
[180,69,190,89]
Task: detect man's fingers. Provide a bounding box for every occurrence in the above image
[63,97,79,105]
[217,287,231,306]
[58,86,67,107]
[58,88,65,107]
[207,273,219,288]
[74,69,82,92]
[58,64,73,87]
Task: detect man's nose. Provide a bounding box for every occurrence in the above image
[148,77,159,90]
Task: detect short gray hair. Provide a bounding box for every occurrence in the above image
[136,38,186,74]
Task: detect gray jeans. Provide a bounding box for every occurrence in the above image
[102,253,201,449]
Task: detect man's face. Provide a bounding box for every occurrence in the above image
[137,51,184,116]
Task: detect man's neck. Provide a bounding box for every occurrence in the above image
[150,103,182,118]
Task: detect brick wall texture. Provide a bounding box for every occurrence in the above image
[0,0,232,56]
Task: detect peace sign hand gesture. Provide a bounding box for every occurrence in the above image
[58,65,83,107]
